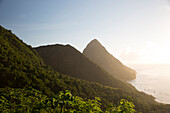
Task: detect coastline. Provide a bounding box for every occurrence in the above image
[128,75,170,105]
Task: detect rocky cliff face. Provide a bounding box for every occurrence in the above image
[83,39,136,81]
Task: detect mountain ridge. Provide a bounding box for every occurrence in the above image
[1,25,170,112]
[83,39,136,81]
[35,43,137,91]
[35,43,132,90]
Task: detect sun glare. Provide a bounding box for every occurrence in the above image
[120,40,170,64]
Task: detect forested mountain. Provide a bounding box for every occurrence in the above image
[35,44,133,90]
[83,39,136,81]
[0,25,170,112]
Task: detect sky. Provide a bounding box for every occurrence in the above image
[0,0,170,64]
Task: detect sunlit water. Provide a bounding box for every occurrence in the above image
[128,64,170,104]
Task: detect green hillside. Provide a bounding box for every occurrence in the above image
[0,25,170,112]
[83,39,136,81]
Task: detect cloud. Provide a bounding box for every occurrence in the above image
[120,40,170,64]
[120,47,140,63]
[119,41,159,64]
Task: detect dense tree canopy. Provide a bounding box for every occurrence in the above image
[0,87,136,113]
[0,25,170,112]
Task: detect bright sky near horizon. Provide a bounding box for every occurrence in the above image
[0,0,170,64]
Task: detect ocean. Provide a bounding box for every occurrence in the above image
[128,64,170,104]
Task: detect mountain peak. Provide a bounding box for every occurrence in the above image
[83,39,106,55]
[88,39,102,46]
[83,39,136,81]
[83,39,104,53]
[91,39,99,43]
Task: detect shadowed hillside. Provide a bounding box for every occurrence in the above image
[35,44,134,90]
[1,25,170,112]
[83,39,136,81]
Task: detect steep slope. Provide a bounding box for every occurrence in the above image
[35,44,134,90]
[0,25,170,112]
[83,39,136,81]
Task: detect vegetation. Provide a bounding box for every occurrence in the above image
[0,25,170,112]
[35,44,133,90]
[0,87,136,113]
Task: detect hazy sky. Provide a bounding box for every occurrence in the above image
[1,0,170,64]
